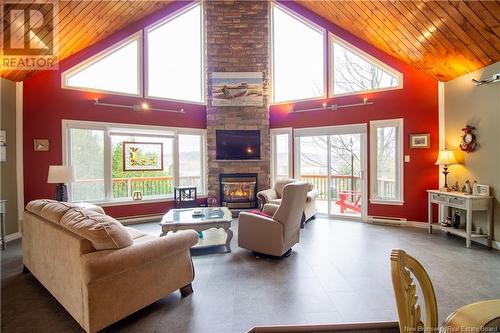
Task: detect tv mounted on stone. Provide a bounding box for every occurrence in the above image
[216,130,260,160]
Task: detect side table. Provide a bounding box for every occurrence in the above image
[174,186,197,208]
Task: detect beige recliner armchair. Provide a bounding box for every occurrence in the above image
[257,178,318,226]
[238,181,310,257]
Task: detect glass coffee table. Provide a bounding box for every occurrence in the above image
[160,207,233,253]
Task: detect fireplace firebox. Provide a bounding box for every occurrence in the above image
[219,173,258,209]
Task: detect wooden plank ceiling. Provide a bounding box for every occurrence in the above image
[1,0,499,82]
[1,0,173,81]
[298,0,500,81]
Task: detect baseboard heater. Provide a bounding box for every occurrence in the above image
[368,215,407,226]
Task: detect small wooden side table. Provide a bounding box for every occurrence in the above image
[0,200,6,250]
[174,186,197,208]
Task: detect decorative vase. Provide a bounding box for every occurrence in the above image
[453,212,460,229]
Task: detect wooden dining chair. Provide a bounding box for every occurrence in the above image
[390,249,439,333]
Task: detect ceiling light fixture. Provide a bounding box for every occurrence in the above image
[93,99,184,113]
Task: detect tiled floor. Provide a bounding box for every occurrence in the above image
[2,217,500,333]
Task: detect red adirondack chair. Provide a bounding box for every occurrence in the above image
[335,190,361,213]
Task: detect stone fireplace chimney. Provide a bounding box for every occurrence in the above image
[205,1,270,204]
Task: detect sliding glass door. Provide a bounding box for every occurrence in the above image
[295,125,367,220]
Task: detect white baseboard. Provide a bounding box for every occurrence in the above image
[5,232,21,242]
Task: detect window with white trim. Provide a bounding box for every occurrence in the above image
[62,3,204,103]
[271,128,293,184]
[64,120,206,203]
[271,3,326,103]
[331,36,402,96]
[369,119,403,204]
[62,35,141,96]
[146,3,204,102]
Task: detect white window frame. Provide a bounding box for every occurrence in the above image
[270,127,293,185]
[369,118,404,205]
[144,1,206,104]
[329,33,403,98]
[62,119,207,206]
[61,32,143,97]
[270,2,327,105]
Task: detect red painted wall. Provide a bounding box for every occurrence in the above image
[271,2,439,222]
[22,0,438,222]
[22,1,205,218]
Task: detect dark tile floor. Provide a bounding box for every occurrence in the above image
[2,217,500,333]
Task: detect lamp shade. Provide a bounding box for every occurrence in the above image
[47,165,74,184]
[435,150,458,165]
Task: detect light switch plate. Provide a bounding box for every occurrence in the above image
[404,155,410,162]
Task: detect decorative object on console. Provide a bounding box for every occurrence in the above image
[132,191,143,200]
[123,142,163,171]
[473,184,490,196]
[463,180,473,195]
[435,149,458,192]
[453,211,461,229]
[451,181,460,192]
[409,133,430,148]
[212,72,263,106]
[460,125,478,153]
[33,139,49,152]
[47,165,74,202]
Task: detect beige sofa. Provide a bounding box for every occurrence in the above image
[257,178,318,226]
[22,199,198,333]
[239,181,310,257]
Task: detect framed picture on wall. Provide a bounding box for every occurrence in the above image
[409,133,430,148]
[212,72,263,106]
[33,139,50,151]
[123,142,163,171]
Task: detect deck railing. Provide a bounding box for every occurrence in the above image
[71,176,200,201]
[299,174,395,200]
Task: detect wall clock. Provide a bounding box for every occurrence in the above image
[460,125,478,153]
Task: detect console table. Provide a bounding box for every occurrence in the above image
[427,190,493,248]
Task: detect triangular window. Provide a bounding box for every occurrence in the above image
[271,4,326,103]
[62,34,141,96]
[331,37,402,96]
[146,3,203,103]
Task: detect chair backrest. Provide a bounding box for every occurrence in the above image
[390,249,438,333]
[274,178,296,198]
[273,181,309,243]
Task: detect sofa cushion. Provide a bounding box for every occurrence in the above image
[60,207,133,250]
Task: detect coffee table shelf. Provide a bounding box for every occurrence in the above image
[160,207,233,253]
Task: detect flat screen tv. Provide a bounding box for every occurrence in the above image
[216,130,260,160]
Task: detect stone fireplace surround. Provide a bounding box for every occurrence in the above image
[205,1,270,204]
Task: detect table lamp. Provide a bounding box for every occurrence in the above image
[47,165,74,202]
[435,149,458,192]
